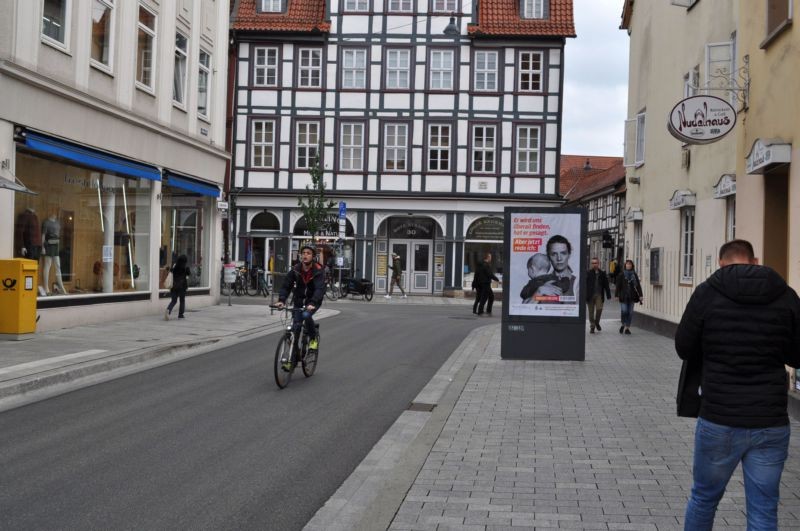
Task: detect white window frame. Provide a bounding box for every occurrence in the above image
[433,0,457,11]
[471,125,496,173]
[635,112,646,166]
[429,49,454,90]
[386,49,410,89]
[342,48,367,89]
[295,121,320,169]
[680,207,695,282]
[427,124,451,172]
[515,125,540,175]
[474,50,498,91]
[683,65,699,98]
[251,120,276,169]
[633,220,642,274]
[339,123,364,171]
[90,0,115,71]
[42,0,71,49]
[173,31,188,106]
[298,48,322,88]
[383,123,408,172]
[344,0,369,10]
[197,49,211,119]
[523,0,544,19]
[518,51,543,92]
[254,46,279,87]
[726,197,736,241]
[388,0,413,12]
[136,3,157,91]
[260,0,283,12]
[705,41,735,104]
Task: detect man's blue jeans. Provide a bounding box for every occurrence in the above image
[292,308,317,339]
[619,302,635,326]
[684,417,790,531]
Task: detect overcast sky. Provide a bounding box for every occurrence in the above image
[561,0,629,157]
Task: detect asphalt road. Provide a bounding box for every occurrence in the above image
[0,302,481,530]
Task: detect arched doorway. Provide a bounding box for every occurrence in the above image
[378,216,442,295]
[247,211,281,274]
[464,216,504,290]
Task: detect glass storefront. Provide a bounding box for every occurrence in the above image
[463,217,504,289]
[160,185,210,289]
[13,151,152,296]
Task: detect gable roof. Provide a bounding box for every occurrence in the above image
[468,0,576,38]
[563,158,626,203]
[231,0,330,33]
[559,154,621,196]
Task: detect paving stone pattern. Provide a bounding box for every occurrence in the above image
[389,323,800,530]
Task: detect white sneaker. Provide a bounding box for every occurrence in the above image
[402,295,407,298]
[384,295,391,299]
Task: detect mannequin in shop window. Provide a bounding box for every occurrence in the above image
[15,207,42,260]
[41,209,67,295]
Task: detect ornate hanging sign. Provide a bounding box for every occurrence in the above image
[667,95,736,145]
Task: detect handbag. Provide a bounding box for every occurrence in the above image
[676,357,702,417]
[164,271,173,290]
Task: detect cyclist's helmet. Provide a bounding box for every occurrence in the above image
[300,243,317,256]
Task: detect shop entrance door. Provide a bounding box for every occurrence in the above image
[391,240,432,294]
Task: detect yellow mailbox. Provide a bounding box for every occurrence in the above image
[0,259,38,335]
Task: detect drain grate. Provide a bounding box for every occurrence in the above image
[407,402,436,412]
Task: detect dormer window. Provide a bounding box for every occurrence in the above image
[259,0,283,13]
[522,0,544,19]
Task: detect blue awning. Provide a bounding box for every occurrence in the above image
[23,132,161,181]
[164,172,221,198]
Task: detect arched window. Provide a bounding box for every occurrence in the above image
[250,212,280,231]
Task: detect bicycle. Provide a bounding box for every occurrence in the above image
[269,305,319,389]
[249,268,269,297]
[324,269,339,301]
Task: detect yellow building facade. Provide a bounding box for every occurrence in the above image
[736,0,799,289]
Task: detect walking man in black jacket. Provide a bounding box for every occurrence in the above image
[676,239,800,530]
[585,257,611,333]
[473,253,499,316]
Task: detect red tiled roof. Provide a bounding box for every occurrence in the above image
[563,159,626,202]
[468,0,576,38]
[231,0,330,33]
[559,155,621,196]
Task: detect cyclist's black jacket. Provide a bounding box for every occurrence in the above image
[279,262,326,308]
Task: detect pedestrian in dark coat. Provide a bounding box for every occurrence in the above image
[675,239,800,530]
[473,253,499,316]
[165,255,190,320]
[585,257,611,333]
[615,259,642,334]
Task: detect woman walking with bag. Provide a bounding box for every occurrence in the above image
[165,255,190,320]
[615,259,643,335]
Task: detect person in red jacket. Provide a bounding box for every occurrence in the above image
[676,239,800,530]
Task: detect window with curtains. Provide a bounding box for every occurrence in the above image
[388,0,412,12]
[471,125,496,173]
[474,50,498,91]
[298,48,322,88]
[385,49,410,89]
[173,32,188,105]
[523,0,544,19]
[383,123,408,171]
[344,0,369,11]
[341,48,367,89]
[251,120,276,168]
[429,49,454,90]
[339,123,364,171]
[515,125,540,174]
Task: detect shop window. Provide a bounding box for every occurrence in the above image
[160,186,210,289]
[13,152,151,296]
[463,217,504,289]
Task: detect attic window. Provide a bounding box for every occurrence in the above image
[259,0,283,13]
[522,0,545,19]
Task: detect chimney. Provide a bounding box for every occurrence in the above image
[583,158,592,170]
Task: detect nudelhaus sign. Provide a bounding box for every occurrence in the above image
[668,95,736,145]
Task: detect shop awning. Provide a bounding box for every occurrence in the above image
[23,132,161,181]
[164,171,221,198]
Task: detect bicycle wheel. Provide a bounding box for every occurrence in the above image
[246,275,259,296]
[302,335,318,378]
[364,286,374,302]
[274,334,294,389]
[324,282,338,301]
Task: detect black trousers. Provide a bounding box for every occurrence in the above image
[474,284,494,314]
[167,290,186,317]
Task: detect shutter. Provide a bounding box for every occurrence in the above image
[623,118,636,167]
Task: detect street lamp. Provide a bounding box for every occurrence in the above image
[443,15,460,36]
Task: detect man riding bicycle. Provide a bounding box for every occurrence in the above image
[275,244,325,367]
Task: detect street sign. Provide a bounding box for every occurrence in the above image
[338,218,346,239]
[338,201,346,220]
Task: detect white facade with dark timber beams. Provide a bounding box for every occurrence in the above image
[228,0,576,294]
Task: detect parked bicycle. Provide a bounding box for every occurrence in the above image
[324,269,340,301]
[249,267,269,297]
[339,272,374,301]
[269,305,319,389]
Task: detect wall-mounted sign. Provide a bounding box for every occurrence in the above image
[294,215,354,238]
[625,207,643,222]
[668,189,697,210]
[745,138,791,174]
[389,217,434,239]
[650,248,662,286]
[668,95,736,145]
[466,217,504,240]
[712,174,736,199]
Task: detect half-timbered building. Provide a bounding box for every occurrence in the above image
[228,0,575,295]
